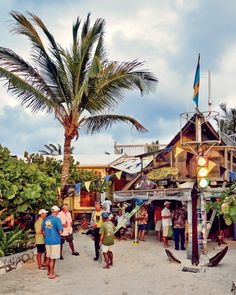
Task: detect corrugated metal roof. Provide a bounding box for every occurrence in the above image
[110,156,153,174]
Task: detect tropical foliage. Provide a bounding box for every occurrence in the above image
[0,12,157,185]
[38,143,75,155]
[0,145,111,216]
[0,226,34,257]
[205,183,236,225]
[0,146,58,214]
[215,103,236,135]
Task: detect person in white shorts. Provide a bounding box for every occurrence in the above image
[99,212,115,269]
[42,205,63,279]
[161,201,172,248]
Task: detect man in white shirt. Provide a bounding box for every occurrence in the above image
[102,198,112,213]
[58,205,79,259]
[161,201,172,248]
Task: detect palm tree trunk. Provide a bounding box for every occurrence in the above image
[61,136,72,186]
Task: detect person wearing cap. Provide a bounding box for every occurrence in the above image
[42,205,63,279]
[34,209,48,269]
[99,211,115,269]
[161,201,172,248]
[58,204,79,259]
[91,202,103,261]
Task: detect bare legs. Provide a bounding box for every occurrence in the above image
[37,253,46,269]
[60,240,79,258]
[138,230,146,241]
[163,236,169,248]
[156,230,162,242]
[108,251,113,266]
[103,251,113,269]
[103,252,110,269]
[46,257,57,279]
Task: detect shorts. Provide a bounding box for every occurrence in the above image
[61,234,73,244]
[36,244,46,253]
[101,244,113,253]
[163,226,172,237]
[138,224,147,231]
[155,220,162,231]
[45,244,60,259]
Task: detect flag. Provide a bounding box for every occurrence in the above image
[208,160,216,172]
[219,166,227,177]
[115,171,122,180]
[84,181,91,192]
[75,183,81,194]
[229,171,236,182]
[104,175,110,182]
[193,54,200,107]
[166,146,173,153]
[175,147,184,158]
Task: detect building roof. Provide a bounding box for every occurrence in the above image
[110,156,153,174]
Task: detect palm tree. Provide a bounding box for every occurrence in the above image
[0,12,158,186]
[38,143,74,155]
[215,103,236,135]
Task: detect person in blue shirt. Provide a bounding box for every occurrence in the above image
[42,205,63,279]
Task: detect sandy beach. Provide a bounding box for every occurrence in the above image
[0,232,235,295]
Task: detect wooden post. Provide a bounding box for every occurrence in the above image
[134,209,139,244]
[170,150,173,168]
[224,148,228,181]
[192,185,199,265]
[187,198,193,260]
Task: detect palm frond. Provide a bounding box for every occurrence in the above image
[0,47,56,99]
[80,60,157,113]
[0,67,58,113]
[81,114,148,134]
[10,11,71,105]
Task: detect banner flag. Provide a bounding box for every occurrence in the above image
[219,166,226,176]
[84,181,91,192]
[75,183,81,194]
[104,175,110,182]
[208,160,217,172]
[115,171,122,180]
[175,147,184,158]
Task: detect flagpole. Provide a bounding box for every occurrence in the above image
[208,70,212,112]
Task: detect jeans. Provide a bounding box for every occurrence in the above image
[173,228,185,250]
[93,228,100,258]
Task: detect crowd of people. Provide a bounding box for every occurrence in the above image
[34,198,188,278]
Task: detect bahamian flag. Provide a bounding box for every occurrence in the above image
[193,54,200,107]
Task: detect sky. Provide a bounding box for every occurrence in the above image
[0,0,236,155]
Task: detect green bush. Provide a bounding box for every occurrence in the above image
[0,226,34,257]
[205,183,236,225]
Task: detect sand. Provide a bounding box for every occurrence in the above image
[0,233,235,295]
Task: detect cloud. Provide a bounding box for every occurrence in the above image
[0,0,236,155]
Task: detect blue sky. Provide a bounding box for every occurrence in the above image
[0,0,236,155]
